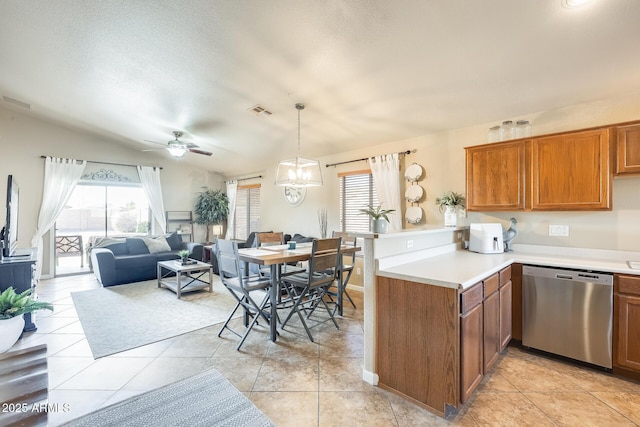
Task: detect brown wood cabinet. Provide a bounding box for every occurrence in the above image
[614,274,640,376]
[531,128,613,210]
[499,266,513,351]
[617,123,640,175]
[460,302,483,404]
[465,141,527,211]
[376,276,458,417]
[466,127,615,211]
[483,274,501,372]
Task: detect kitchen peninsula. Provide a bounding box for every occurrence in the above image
[357,227,640,418]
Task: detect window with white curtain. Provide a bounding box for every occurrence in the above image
[339,171,379,232]
[233,184,261,240]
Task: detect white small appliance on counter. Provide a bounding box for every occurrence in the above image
[469,223,504,254]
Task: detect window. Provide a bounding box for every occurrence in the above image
[339,170,379,232]
[233,184,261,240]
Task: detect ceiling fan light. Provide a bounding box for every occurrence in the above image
[167,146,187,158]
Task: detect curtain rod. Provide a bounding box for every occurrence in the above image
[325,149,415,168]
[225,175,263,183]
[40,156,163,170]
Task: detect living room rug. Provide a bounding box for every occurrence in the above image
[61,368,275,427]
[71,278,237,359]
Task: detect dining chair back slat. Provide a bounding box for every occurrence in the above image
[256,232,284,247]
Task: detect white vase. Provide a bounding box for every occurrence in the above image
[372,219,388,234]
[0,316,25,353]
[444,206,458,227]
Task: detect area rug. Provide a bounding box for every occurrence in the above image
[61,368,275,427]
[71,278,237,359]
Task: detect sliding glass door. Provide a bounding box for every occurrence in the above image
[54,183,150,276]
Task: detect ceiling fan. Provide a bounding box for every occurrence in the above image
[143,131,213,158]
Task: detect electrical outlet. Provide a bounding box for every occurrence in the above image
[549,225,570,237]
[407,240,414,248]
[356,267,361,275]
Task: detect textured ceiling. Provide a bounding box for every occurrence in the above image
[1,0,640,176]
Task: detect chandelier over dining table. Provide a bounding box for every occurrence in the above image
[274,103,323,187]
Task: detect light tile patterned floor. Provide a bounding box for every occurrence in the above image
[9,273,640,426]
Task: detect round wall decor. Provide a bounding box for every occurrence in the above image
[405,185,424,202]
[283,186,306,207]
[404,163,423,182]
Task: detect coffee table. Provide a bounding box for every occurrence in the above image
[157,259,213,299]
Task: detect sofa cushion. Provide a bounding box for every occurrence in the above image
[156,251,180,262]
[126,238,150,255]
[113,254,157,269]
[142,236,171,254]
[165,231,183,251]
[291,233,314,243]
[94,238,128,256]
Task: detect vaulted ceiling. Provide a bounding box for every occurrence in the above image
[1,0,639,176]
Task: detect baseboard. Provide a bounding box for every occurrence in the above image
[362,368,378,385]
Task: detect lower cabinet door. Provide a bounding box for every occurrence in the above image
[615,293,640,372]
[460,303,483,403]
[500,280,513,352]
[483,291,501,372]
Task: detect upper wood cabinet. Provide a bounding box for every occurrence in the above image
[617,123,640,175]
[466,127,614,211]
[465,141,527,211]
[531,128,613,210]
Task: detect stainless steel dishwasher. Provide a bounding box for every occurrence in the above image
[522,265,613,368]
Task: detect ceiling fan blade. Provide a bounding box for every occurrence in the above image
[189,148,213,156]
[185,142,200,149]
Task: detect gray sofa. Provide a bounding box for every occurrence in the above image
[90,232,204,287]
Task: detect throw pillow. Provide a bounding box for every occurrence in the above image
[165,231,183,251]
[142,236,172,254]
[126,238,150,255]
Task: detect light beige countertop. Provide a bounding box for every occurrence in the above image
[376,243,640,290]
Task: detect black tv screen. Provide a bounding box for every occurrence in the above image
[3,175,19,257]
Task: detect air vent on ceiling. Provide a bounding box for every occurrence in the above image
[248,104,272,116]
[2,95,31,110]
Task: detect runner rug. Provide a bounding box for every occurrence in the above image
[62,368,275,427]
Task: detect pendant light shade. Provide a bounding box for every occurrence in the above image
[275,103,323,187]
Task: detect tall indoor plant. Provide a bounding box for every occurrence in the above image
[435,191,466,227]
[0,287,53,352]
[359,204,396,234]
[194,188,229,243]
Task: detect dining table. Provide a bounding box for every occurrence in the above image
[237,242,360,342]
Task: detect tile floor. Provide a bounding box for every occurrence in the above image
[8,273,640,426]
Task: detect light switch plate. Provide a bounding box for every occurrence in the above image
[549,225,570,237]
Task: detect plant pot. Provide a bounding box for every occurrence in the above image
[0,316,24,353]
[181,258,189,265]
[444,206,458,227]
[372,219,388,234]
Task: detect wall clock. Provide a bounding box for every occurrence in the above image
[283,186,306,207]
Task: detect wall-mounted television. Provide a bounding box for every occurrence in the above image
[2,175,20,257]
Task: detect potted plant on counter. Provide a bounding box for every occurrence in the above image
[435,191,466,227]
[359,204,396,234]
[0,287,53,352]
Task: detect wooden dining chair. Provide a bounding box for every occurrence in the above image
[331,231,358,310]
[215,239,273,350]
[280,237,342,342]
[255,232,284,247]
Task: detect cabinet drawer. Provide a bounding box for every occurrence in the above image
[617,275,640,296]
[483,273,499,297]
[461,283,482,314]
[499,266,511,286]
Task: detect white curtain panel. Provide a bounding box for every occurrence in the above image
[137,166,166,234]
[30,157,87,279]
[225,180,238,239]
[368,153,402,232]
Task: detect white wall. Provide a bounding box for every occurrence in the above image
[260,91,640,252]
[2,89,639,259]
[0,107,224,274]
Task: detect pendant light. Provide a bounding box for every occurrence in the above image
[275,103,323,187]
